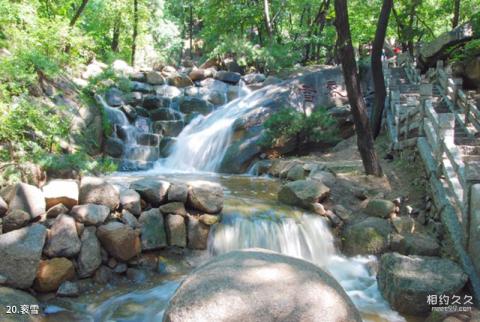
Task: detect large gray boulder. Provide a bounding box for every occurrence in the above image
[377,252,468,315]
[43,215,81,258]
[166,214,187,247]
[164,249,362,322]
[71,204,110,226]
[8,183,45,218]
[79,177,119,210]
[278,180,330,210]
[187,215,210,250]
[0,224,47,289]
[97,222,140,261]
[42,179,79,209]
[0,287,40,321]
[139,208,166,250]
[342,217,392,256]
[187,181,224,214]
[77,227,102,278]
[130,178,170,207]
[120,189,142,216]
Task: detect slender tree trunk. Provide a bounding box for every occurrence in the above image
[70,0,89,27]
[111,17,121,52]
[263,0,273,38]
[189,3,193,59]
[371,0,393,139]
[131,0,138,66]
[334,0,383,176]
[452,0,461,28]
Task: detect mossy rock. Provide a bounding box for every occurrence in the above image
[365,199,395,218]
[342,217,392,255]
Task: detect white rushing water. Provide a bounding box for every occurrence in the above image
[209,213,406,322]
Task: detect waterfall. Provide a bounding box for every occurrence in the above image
[209,213,406,322]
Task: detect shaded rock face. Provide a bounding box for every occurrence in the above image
[278,180,330,210]
[390,233,440,256]
[187,181,224,214]
[377,252,468,315]
[42,179,79,209]
[79,177,119,210]
[139,208,167,250]
[33,257,75,293]
[105,137,124,158]
[342,217,392,256]
[130,179,170,207]
[97,222,140,261]
[166,214,187,247]
[0,224,47,289]
[187,215,210,250]
[2,209,32,232]
[164,249,362,322]
[8,183,45,218]
[77,227,102,278]
[44,215,81,258]
[364,199,395,218]
[0,287,40,322]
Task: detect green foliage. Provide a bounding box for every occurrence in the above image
[261,107,338,148]
[39,152,118,175]
[449,39,480,63]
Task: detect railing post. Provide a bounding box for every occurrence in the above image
[419,84,433,136]
[436,113,455,176]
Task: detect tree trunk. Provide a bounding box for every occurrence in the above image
[334,0,383,176]
[131,0,138,66]
[263,0,273,38]
[452,0,460,28]
[111,17,121,52]
[370,0,393,139]
[189,3,193,59]
[70,0,89,27]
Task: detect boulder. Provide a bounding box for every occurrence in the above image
[129,71,145,82]
[2,209,32,232]
[105,137,124,158]
[391,216,415,233]
[207,90,226,106]
[33,258,75,292]
[121,104,138,120]
[77,227,102,278]
[219,135,263,173]
[79,177,119,211]
[71,204,110,226]
[137,133,160,146]
[94,265,113,284]
[189,68,214,82]
[278,180,330,209]
[139,208,166,250]
[167,184,189,203]
[105,87,124,107]
[121,210,139,228]
[46,203,69,218]
[214,71,241,84]
[130,81,154,93]
[286,164,305,181]
[365,199,395,218]
[187,181,224,214]
[120,189,142,216]
[44,215,81,258]
[243,73,266,84]
[145,71,165,85]
[150,107,182,121]
[155,85,183,98]
[159,202,187,216]
[187,215,210,250]
[166,214,187,247]
[130,178,170,207]
[97,222,140,261]
[168,73,194,88]
[8,183,45,218]
[0,287,40,321]
[153,120,184,137]
[378,252,468,315]
[390,233,440,256]
[0,196,7,217]
[0,224,47,289]
[199,214,220,226]
[57,281,80,297]
[342,217,392,256]
[164,249,362,322]
[42,179,79,209]
[179,97,213,115]
[143,95,170,110]
[123,92,143,106]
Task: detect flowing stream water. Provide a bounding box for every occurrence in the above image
[46,86,412,321]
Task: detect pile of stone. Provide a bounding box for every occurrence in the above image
[0,176,223,298]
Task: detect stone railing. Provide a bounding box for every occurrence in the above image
[384,57,480,303]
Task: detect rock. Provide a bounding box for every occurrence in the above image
[77,227,102,278]
[0,196,7,217]
[79,177,119,211]
[224,58,244,74]
[187,215,210,250]
[189,68,211,81]
[187,181,224,214]
[278,180,330,210]
[9,183,45,218]
[0,224,47,289]
[105,137,124,158]
[44,215,81,257]
[214,71,241,84]
[164,249,362,322]
[105,87,124,107]
[179,97,213,115]
[33,258,75,292]
[154,85,182,98]
[121,210,139,228]
[308,170,337,187]
[2,209,32,232]
[160,136,177,157]
[94,265,113,284]
[377,252,468,315]
[46,203,69,218]
[390,233,440,256]
[166,214,186,247]
[199,214,219,226]
[153,120,184,137]
[150,107,182,120]
[391,216,415,233]
[130,178,170,207]
[342,217,392,256]
[219,135,263,173]
[145,71,165,85]
[113,262,128,274]
[168,184,189,203]
[130,81,154,93]
[207,90,226,106]
[120,189,142,216]
[143,95,169,110]
[71,204,110,226]
[97,222,140,261]
[42,179,79,209]
[312,203,327,216]
[126,268,147,283]
[243,73,266,84]
[121,104,138,120]
[168,73,194,88]
[159,202,187,216]
[365,199,396,218]
[286,164,305,181]
[263,75,282,86]
[139,208,166,250]
[124,91,143,106]
[0,286,40,321]
[137,133,160,147]
[57,281,80,297]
